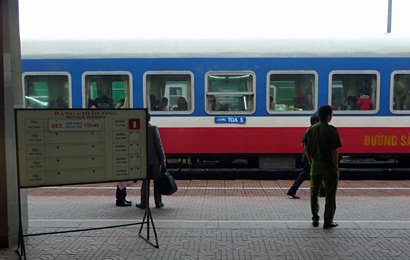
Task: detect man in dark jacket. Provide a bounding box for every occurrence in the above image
[136,114,166,209]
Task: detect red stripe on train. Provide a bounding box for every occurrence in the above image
[159,127,410,154]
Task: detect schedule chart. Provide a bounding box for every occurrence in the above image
[15,109,147,188]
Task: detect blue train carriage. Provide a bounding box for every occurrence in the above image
[20,37,410,168]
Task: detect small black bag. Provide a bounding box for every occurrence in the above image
[158,168,178,195]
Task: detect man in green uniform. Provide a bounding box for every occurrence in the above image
[304,105,342,229]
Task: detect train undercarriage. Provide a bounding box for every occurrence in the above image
[166,153,410,170]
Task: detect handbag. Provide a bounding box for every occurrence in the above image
[157,167,178,195]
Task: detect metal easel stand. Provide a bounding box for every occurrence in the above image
[138,206,159,248]
[16,189,26,260]
[138,179,159,248]
[15,183,159,259]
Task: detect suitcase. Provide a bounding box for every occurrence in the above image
[158,169,178,195]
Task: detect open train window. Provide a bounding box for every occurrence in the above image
[83,72,132,108]
[144,72,194,114]
[330,71,379,114]
[267,71,317,114]
[205,71,255,114]
[391,71,410,113]
[23,73,71,108]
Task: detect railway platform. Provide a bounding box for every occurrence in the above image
[1,179,409,260]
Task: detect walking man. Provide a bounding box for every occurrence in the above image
[304,105,342,229]
[287,114,325,199]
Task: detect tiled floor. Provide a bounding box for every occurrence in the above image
[1,179,410,259]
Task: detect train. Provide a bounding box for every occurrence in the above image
[20,36,410,168]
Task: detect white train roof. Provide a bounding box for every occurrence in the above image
[21,35,410,59]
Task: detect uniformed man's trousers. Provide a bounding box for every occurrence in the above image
[310,169,339,224]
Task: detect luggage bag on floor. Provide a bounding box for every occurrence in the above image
[158,169,178,195]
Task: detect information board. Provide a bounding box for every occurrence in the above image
[15,109,147,188]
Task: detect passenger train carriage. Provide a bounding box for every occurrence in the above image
[20,37,410,168]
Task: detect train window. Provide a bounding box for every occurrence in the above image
[205,72,255,114]
[83,73,131,108]
[267,71,317,113]
[23,73,71,108]
[391,72,410,113]
[330,71,379,113]
[144,72,194,113]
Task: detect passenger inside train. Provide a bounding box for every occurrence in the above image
[150,95,160,110]
[343,95,358,110]
[159,97,169,111]
[402,90,410,110]
[174,97,188,111]
[357,92,372,110]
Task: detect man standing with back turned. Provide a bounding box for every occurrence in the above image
[304,105,342,229]
[136,113,166,209]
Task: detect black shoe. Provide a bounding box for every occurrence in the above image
[312,219,319,227]
[135,203,146,209]
[124,199,132,204]
[323,222,338,229]
[155,203,164,208]
[287,191,300,199]
[116,200,131,207]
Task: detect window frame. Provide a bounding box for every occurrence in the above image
[143,71,195,114]
[390,70,410,114]
[205,71,256,115]
[329,70,380,114]
[266,70,318,114]
[81,71,133,108]
[22,71,72,108]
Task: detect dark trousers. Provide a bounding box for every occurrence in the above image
[116,186,126,202]
[288,163,326,196]
[140,165,162,206]
[288,163,310,195]
[310,170,339,224]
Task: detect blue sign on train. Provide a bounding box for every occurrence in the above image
[214,116,246,124]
